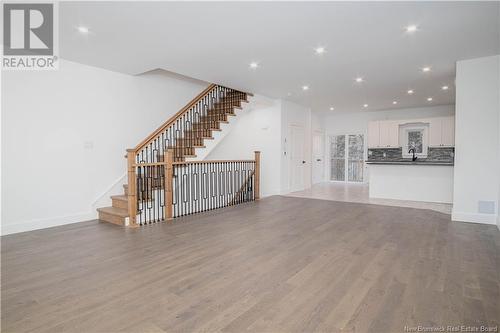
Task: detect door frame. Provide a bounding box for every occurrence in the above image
[328,132,366,184]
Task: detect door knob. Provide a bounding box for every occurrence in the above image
[302,161,306,164]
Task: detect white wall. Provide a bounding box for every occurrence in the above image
[319,105,455,182]
[207,98,312,196]
[206,96,282,197]
[1,59,208,234]
[453,55,500,225]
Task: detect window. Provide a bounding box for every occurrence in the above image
[407,130,423,153]
[400,123,429,158]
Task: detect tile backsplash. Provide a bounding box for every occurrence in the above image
[368,148,402,160]
[368,147,454,162]
[428,147,455,161]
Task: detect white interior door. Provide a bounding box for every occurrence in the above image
[312,131,325,184]
[289,125,306,191]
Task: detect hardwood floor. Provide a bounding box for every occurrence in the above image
[287,182,453,214]
[2,196,499,333]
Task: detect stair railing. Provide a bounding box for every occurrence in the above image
[171,151,261,218]
[128,150,260,225]
[125,84,252,226]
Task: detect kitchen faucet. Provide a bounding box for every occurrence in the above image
[408,148,418,161]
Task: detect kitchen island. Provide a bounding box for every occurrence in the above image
[367,160,454,203]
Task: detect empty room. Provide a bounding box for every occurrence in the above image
[1,1,499,333]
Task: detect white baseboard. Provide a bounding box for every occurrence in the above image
[451,211,498,225]
[1,211,97,236]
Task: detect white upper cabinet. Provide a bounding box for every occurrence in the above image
[368,116,454,149]
[429,118,442,146]
[441,117,455,146]
[379,121,389,147]
[368,121,380,148]
[429,116,455,147]
[387,121,400,147]
[369,121,399,148]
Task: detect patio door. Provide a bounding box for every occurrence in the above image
[330,134,364,182]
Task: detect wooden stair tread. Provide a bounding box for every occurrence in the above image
[97,206,129,217]
[187,128,221,132]
[198,120,229,124]
[169,145,206,148]
[110,195,128,201]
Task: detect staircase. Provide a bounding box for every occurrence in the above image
[97,84,257,226]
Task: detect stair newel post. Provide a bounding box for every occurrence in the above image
[126,149,138,227]
[254,151,261,200]
[165,148,174,220]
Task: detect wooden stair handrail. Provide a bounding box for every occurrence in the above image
[132,84,217,152]
[172,159,255,165]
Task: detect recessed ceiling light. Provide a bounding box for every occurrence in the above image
[422,66,431,72]
[355,77,364,83]
[406,25,418,33]
[392,101,398,105]
[407,89,414,94]
[363,104,369,108]
[441,85,449,90]
[249,62,259,69]
[315,47,326,55]
[287,92,292,96]
[329,106,334,111]
[302,85,309,91]
[77,26,89,34]
[427,97,433,102]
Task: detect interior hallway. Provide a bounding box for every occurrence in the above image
[287,182,453,214]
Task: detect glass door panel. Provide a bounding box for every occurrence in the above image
[330,135,346,181]
[348,134,364,182]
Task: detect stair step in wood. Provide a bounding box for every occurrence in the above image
[214,102,241,108]
[97,206,128,226]
[212,105,242,111]
[191,125,222,131]
[111,195,128,210]
[201,116,228,122]
[172,144,206,149]
[197,120,229,124]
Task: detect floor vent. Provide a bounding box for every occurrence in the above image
[478,201,495,214]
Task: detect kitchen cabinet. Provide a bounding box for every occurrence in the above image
[368,121,380,148]
[441,117,455,146]
[429,116,455,147]
[380,121,399,147]
[368,121,399,148]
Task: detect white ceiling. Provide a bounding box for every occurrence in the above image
[60,1,500,113]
